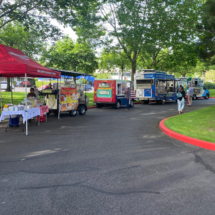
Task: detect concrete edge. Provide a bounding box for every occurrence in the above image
[87,102,142,109]
[159,118,215,151]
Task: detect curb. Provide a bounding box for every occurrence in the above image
[159,118,215,151]
[87,102,142,109]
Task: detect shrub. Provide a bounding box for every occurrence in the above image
[204,82,215,89]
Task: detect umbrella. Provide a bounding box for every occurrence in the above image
[20,81,32,86]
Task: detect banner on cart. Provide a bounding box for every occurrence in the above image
[60,87,78,112]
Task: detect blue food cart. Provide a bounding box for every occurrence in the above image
[134,69,177,104]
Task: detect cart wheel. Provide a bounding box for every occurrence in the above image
[114,101,121,109]
[204,94,209,99]
[69,110,77,117]
[130,100,134,107]
[79,105,86,115]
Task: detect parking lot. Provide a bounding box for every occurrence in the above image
[0,99,215,215]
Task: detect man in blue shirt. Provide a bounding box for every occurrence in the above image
[188,85,194,106]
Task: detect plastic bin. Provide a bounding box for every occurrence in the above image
[9,117,19,127]
[37,115,46,122]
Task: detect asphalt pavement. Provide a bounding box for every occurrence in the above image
[0,99,215,215]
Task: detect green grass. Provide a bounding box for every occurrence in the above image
[165,105,215,143]
[1,92,25,106]
[209,89,215,97]
[0,92,95,108]
[86,92,95,107]
[35,81,59,88]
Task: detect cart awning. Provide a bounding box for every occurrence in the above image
[50,68,90,77]
[0,44,61,78]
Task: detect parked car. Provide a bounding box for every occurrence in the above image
[1,81,14,90]
[81,84,92,91]
[41,85,49,90]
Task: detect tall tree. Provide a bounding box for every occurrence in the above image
[77,0,200,81]
[41,37,98,77]
[0,21,56,91]
[196,0,215,65]
[99,50,130,79]
[160,43,199,77]
[0,0,100,30]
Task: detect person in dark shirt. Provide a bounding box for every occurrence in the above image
[27,88,36,98]
[177,86,186,114]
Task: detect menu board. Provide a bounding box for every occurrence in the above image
[60,87,78,112]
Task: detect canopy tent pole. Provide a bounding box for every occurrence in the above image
[11,78,13,104]
[58,76,61,120]
[0,77,2,112]
[25,73,28,136]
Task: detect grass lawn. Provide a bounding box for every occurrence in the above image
[1,92,95,109]
[209,89,215,97]
[1,92,25,106]
[164,105,215,143]
[86,92,95,107]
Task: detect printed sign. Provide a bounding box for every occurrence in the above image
[60,87,78,112]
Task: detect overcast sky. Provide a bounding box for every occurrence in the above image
[51,19,78,41]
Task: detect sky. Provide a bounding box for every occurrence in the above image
[50,19,78,41]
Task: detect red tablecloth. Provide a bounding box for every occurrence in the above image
[36,105,49,117]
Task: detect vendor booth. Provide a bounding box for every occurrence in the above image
[0,44,61,135]
[40,68,90,119]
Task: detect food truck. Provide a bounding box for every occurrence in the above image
[134,69,177,104]
[94,79,136,108]
[177,77,210,99]
[40,69,89,118]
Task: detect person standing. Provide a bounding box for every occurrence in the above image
[177,86,186,114]
[124,86,131,110]
[187,85,194,107]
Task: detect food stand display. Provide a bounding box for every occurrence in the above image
[0,44,61,135]
[177,77,210,100]
[40,69,90,119]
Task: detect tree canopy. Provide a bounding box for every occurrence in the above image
[76,0,201,80]
[41,37,98,74]
[196,0,215,65]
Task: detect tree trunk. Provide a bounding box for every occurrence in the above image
[74,77,76,84]
[131,51,137,82]
[6,77,11,92]
[152,55,156,68]
[121,65,124,80]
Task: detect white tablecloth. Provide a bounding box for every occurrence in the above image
[0,108,40,123]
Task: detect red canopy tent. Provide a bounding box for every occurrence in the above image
[0,44,61,136]
[0,44,61,78]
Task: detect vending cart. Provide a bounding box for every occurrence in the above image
[94,79,136,109]
[40,69,90,118]
[134,69,177,104]
[178,77,210,100]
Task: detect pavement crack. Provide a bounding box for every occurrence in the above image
[194,154,215,174]
[20,180,88,190]
[80,185,160,195]
[104,165,140,174]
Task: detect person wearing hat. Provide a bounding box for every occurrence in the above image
[124,86,131,110]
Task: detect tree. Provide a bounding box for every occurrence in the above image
[77,0,200,81]
[196,0,215,65]
[41,37,98,79]
[0,0,100,30]
[99,50,130,79]
[0,21,54,91]
[161,43,199,77]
